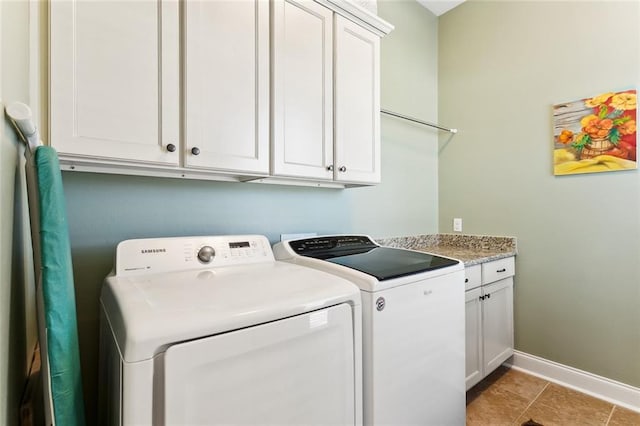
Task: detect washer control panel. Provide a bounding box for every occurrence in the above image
[197,246,216,263]
[115,235,273,276]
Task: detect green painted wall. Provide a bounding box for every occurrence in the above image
[439,1,640,387]
[59,2,440,421]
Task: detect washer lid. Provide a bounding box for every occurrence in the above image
[321,246,459,280]
[288,235,460,280]
[101,261,360,362]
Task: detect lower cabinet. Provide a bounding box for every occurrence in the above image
[465,286,483,389]
[482,278,514,374]
[465,257,515,390]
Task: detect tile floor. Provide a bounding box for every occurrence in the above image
[466,366,640,426]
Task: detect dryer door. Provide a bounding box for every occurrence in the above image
[162,303,355,425]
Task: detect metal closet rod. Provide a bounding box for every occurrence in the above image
[380,108,458,134]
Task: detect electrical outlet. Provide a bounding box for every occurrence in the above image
[453,218,463,232]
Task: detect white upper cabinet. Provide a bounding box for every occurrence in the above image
[334,15,381,184]
[184,0,269,174]
[272,3,383,185]
[48,0,392,186]
[50,1,179,165]
[272,0,334,180]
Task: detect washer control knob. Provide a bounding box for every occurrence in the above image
[197,246,215,263]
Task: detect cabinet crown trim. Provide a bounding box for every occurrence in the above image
[316,0,394,36]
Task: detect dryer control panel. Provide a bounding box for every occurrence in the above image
[114,235,274,276]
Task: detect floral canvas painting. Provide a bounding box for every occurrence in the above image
[553,89,637,175]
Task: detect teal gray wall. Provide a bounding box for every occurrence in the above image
[60,2,440,421]
[1,1,38,424]
[439,1,640,387]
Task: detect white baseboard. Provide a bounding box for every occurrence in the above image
[505,350,640,413]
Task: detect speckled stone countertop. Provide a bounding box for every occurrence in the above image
[375,234,517,266]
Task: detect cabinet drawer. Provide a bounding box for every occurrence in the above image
[482,257,515,284]
[464,265,482,291]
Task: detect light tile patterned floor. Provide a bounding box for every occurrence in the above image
[466,366,640,426]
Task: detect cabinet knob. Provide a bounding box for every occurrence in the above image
[326,165,334,171]
[166,143,176,153]
[338,166,347,172]
[497,268,506,273]
[465,278,469,283]
[191,147,201,156]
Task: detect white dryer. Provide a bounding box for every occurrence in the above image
[99,235,362,425]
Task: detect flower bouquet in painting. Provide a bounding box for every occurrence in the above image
[553,90,637,175]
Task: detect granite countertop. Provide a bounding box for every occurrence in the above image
[375,234,517,266]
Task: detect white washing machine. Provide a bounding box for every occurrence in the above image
[273,235,465,426]
[99,235,362,425]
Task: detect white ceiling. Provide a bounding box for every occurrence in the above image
[416,0,466,16]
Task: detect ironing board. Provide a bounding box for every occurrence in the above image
[24,145,86,426]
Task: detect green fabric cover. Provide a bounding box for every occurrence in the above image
[35,147,86,426]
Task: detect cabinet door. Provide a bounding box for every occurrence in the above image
[184,0,269,174]
[334,15,381,184]
[50,1,179,165]
[465,287,483,390]
[465,265,482,291]
[482,277,514,374]
[272,0,334,180]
